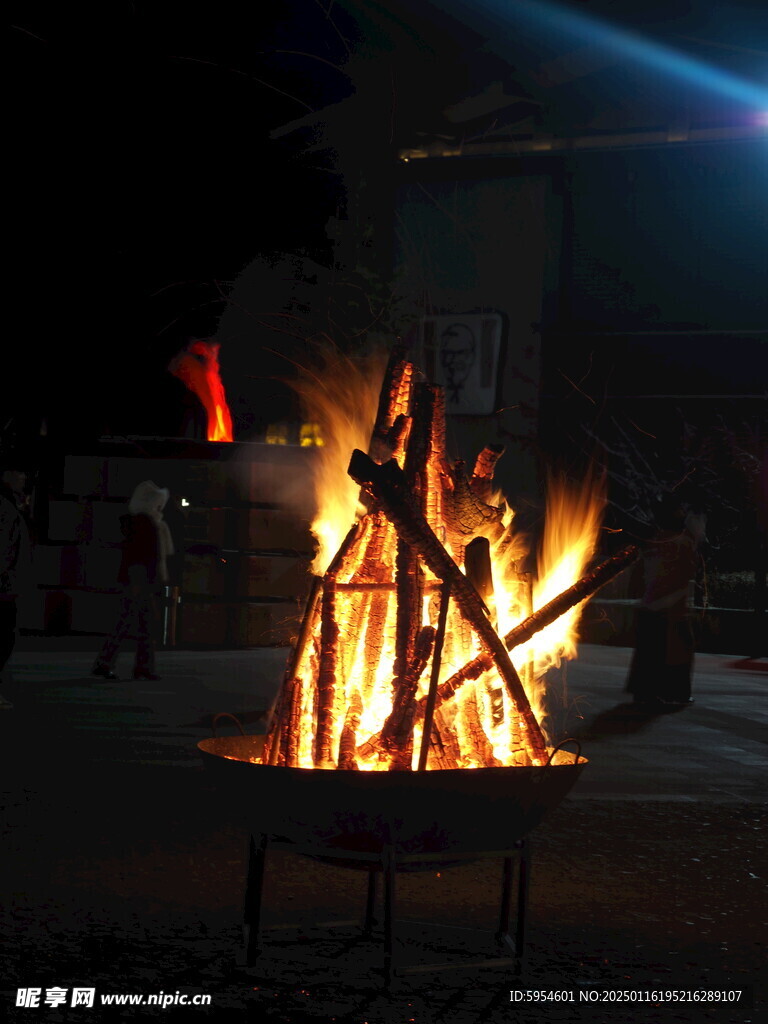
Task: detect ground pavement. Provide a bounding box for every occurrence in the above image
[0,642,765,1023]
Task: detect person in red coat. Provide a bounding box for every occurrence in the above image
[92,480,174,681]
[625,492,706,708]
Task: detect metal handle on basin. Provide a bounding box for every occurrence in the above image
[211,712,246,737]
[544,738,582,767]
[530,738,583,784]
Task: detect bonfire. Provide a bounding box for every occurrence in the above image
[261,347,637,772]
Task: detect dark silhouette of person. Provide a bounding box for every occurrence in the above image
[625,492,706,708]
[92,481,174,681]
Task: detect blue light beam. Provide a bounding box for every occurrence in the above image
[453,0,768,110]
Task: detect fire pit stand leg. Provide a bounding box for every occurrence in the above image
[383,846,397,987]
[495,839,530,973]
[363,869,378,937]
[243,833,268,966]
[497,853,514,941]
[516,838,530,973]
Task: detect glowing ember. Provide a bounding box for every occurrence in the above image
[262,351,608,772]
[169,340,234,442]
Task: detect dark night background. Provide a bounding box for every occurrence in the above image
[7,1,767,457]
[8,1,352,440]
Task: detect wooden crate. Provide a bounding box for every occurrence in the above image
[181,554,227,597]
[32,545,84,587]
[47,500,89,543]
[234,554,312,599]
[180,461,230,504]
[233,508,314,553]
[104,458,170,500]
[184,506,230,548]
[91,501,127,543]
[62,456,106,497]
[69,591,123,634]
[19,589,73,633]
[229,447,318,508]
[82,545,123,589]
[177,600,230,646]
[232,602,302,646]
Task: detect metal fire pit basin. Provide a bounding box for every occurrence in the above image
[199,735,586,857]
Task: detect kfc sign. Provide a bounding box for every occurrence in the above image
[420,314,504,415]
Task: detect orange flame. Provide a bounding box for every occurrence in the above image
[169,340,234,442]
[289,347,389,572]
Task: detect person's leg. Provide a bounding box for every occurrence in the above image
[93,592,135,674]
[133,591,159,678]
[663,618,695,704]
[626,609,665,703]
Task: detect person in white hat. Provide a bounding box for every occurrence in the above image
[92,480,174,681]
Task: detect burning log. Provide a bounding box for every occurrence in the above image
[349,512,395,701]
[315,579,340,768]
[417,580,451,771]
[263,676,291,766]
[279,677,304,768]
[390,625,436,737]
[470,444,505,503]
[461,690,503,768]
[503,542,640,646]
[430,706,462,769]
[464,536,496,625]
[430,542,641,708]
[263,574,324,766]
[338,690,363,769]
[314,523,363,768]
[393,383,436,682]
[348,450,549,763]
[443,462,504,558]
[369,344,414,461]
[387,626,436,770]
[423,386,449,534]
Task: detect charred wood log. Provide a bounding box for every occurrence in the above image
[263,578,322,765]
[464,536,496,626]
[461,689,502,767]
[281,677,304,768]
[418,580,451,771]
[393,541,421,680]
[430,706,461,769]
[504,544,640,646]
[424,387,452,536]
[443,461,504,556]
[385,625,435,748]
[338,690,363,770]
[429,542,641,708]
[284,574,323,682]
[263,675,292,765]
[393,384,435,682]
[357,625,435,764]
[348,450,549,762]
[315,580,339,768]
[368,346,414,460]
[313,523,362,767]
[470,444,505,503]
